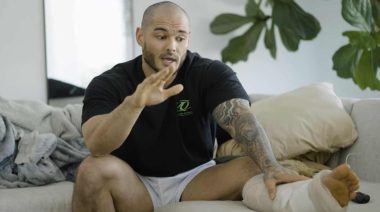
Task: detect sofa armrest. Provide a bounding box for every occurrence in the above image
[337,99,380,183]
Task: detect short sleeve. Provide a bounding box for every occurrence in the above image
[203,61,250,113]
[81,75,122,125]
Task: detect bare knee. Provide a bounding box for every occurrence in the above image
[76,155,130,185]
[73,155,135,202]
[72,155,153,212]
[72,155,136,211]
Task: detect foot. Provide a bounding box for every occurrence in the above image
[321,164,359,207]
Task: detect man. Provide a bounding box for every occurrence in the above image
[72,1,359,212]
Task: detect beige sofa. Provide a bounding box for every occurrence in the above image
[1,93,379,212]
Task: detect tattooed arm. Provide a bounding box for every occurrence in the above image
[212,98,308,199]
[212,98,278,169]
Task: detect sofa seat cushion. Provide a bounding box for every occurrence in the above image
[156,181,379,212]
[0,180,377,212]
[0,181,73,212]
[348,181,379,212]
[155,200,253,212]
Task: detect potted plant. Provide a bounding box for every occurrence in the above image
[210,0,380,91]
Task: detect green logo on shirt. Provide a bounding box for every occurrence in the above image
[177,100,193,116]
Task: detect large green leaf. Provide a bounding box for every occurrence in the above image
[342,0,373,32]
[343,31,377,49]
[278,27,300,51]
[332,44,362,78]
[354,50,380,90]
[275,0,294,3]
[374,31,380,45]
[371,0,380,28]
[221,22,266,63]
[373,47,380,67]
[273,1,320,40]
[266,0,275,7]
[210,13,252,35]
[264,24,277,58]
[246,0,265,18]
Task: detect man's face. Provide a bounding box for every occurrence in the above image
[137,7,190,73]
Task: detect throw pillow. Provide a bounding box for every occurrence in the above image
[217,82,358,161]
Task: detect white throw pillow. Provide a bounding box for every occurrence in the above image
[217,82,358,161]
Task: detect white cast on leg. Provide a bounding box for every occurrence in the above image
[242,170,347,212]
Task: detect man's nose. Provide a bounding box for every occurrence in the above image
[166,38,176,52]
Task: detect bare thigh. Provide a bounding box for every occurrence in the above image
[181,156,261,201]
[72,155,153,212]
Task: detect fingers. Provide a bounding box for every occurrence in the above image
[135,66,181,107]
[149,69,169,85]
[264,179,277,200]
[160,67,176,82]
[282,174,309,183]
[164,84,183,97]
[264,175,307,200]
[264,168,309,200]
[149,67,177,87]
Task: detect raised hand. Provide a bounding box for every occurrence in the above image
[129,66,184,108]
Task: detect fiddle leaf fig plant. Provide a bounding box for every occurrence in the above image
[332,0,380,90]
[210,0,321,63]
[211,0,380,91]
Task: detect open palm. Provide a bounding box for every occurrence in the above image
[131,67,183,108]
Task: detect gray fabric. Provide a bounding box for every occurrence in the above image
[0,114,17,164]
[338,99,380,183]
[0,114,89,188]
[340,98,358,115]
[326,98,357,168]
[0,97,89,188]
[0,96,82,140]
[0,96,53,133]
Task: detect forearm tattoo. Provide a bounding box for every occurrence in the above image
[212,98,278,169]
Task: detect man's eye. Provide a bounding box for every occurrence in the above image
[156,35,166,40]
[177,37,185,42]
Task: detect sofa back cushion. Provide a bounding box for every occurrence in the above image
[339,99,380,182]
[218,82,358,161]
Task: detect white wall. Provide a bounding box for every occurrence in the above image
[0,0,47,102]
[0,0,379,101]
[133,0,380,98]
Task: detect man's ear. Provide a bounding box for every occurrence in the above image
[136,27,143,47]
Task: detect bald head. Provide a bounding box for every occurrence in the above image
[141,1,190,29]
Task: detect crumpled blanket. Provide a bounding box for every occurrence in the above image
[0,96,82,140]
[216,139,331,177]
[0,97,89,188]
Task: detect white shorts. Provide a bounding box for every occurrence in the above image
[136,160,216,209]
